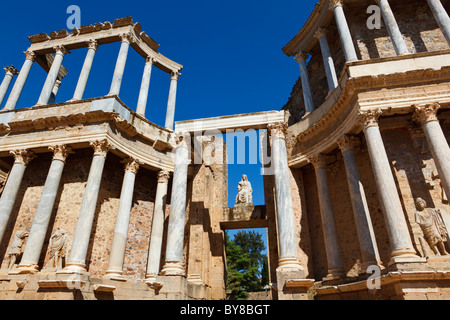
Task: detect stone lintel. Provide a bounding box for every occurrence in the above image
[220,205,268,230]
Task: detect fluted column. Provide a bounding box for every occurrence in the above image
[309,154,344,280]
[36,46,69,106]
[165,72,180,130]
[413,103,450,200]
[47,80,62,105]
[294,52,314,114]
[0,66,19,107]
[0,150,35,243]
[136,57,154,116]
[105,158,139,280]
[63,140,110,274]
[15,146,72,273]
[161,133,190,276]
[109,34,132,96]
[3,51,36,111]
[376,0,409,56]
[427,0,450,45]
[314,28,338,92]
[268,122,303,271]
[145,170,170,284]
[337,135,382,272]
[359,110,417,261]
[329,0,358,62]
[71,40,99,101]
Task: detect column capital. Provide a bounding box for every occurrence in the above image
[314,27,328,40]
[268,122,288,140]
[170,71,181,81]
[90,140,110,157]
[121,157,140,174]
[175,132,191,149]
[308,154,328,170]
[24,51,37,62]
[4,66,19,76]
[145,56,156,65]
[119,33,134,44]
[158,170,171,184]
[413,103,440,124]
[294,52,308,64]
[358,109,382,129]
[87,39,99,51]
[10,149,36,166]
[53,45,69,56]
[49,145,72,163]
[329,0,343,10]
[337,135,360,153]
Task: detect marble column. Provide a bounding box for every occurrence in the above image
[105,158,139,280]
[359,110,417,261]
[71,40,99,101]
[136,57,154,117]
[47,80,62,105]
[145,170,170,283]
[329,0,358,62]
[0,150,35,243]
[16,146,72,273]
[0,66,19,107]
[413,103,450,200]
[427,0,450,45]
[314,28,338,92]
[376,0,409,56]
[36,46,69,106]
[268,122,303,271]
[63,140,110,274]
[337,135,382,272]
[161,133,190,276]
[309,154,345,280]
[3,51,36,111]
[165,72,180,130]
[109,34,132,96]
[294,52,314,114]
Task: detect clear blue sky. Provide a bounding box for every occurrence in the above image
[0,0,316,242]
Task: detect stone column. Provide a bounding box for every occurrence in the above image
[105,158,139,280]
[161,133,190,276]
[0,66,19,107]
[0,150,35,243]
[16,146,72,273]
[413,103,450,200]
[136,57,154,117]
[3,51,36,111]
[145,170,170,284]
[268,122,303,272]
[294,52,314,114]
[109,34,132,96]
[308,154,345,280]
[359,110,417,262]
[36,46,69,106]
[337,135,382,272]
[314,28,338,92]
[63,140,110,274]
[165,72,180,130]
[427,0,450,45]
[329,0,358,62]
[47,80,62,105]
[376,0,409,56]
[71,40,99,101]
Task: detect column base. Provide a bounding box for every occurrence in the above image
[388,254,426,271]
[9,264,39,275]
[323,268,346,281]
[104,268,126,282]
[276,258,304,273]
[161,261,185,276]
[187,274,203,285]
[58,262,89,275]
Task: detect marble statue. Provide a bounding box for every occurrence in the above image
[5,230,28,270]
[415,198,449,256]
[235,174,253,205]
[45,229,67,270]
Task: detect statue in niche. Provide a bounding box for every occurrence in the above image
[4,230,29,270]
[45,229,67,270]
[415,198,449,256]
[235,175,253,205]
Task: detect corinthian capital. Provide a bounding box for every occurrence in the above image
[49,145,73,163]
[24,51,37,62]
[90,140,110,157]
[294,52,308,64]
[10,149,36,166]
[358,109,382,129]
[53,45,69,55]
[158,170,171,184]
[337,135,360,153]
[314,27,328,40]
[170,72,181,81]
[122,157,140,174]
[4,66,19,76]
[268,122,288,140]
[119,33,134,44]
[87,39,99,51]
[329,0,343,10]
[308,154,328,169]
[413,103,440,124]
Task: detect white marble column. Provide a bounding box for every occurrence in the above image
[145,170,170,284]
[165,72,180,130]
[16,146,72,273]
[427,0,450,45]
[337,135,382,272]
[268,122,303,271]
[71,40,99,101]
[105,158,139,280]
[47,80,62,105]
[376,0,409,56]
[294,52,314,114]
[109,34,132,96]
[0,150,35,243]
[329,0,358,62]
[309,154,345,280]
[314,28,339,92]
[413,103,450,200]
[0,66,19,107]
[161,133,190,276]
[63,140,110,274]
[36,46,69,106]
[3,51,36,111]
[359,110,417,262]
[136,57,154,117]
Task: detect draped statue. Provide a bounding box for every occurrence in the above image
[235,175,253,205]
[4,230,28,270]
[45,229,67,270]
